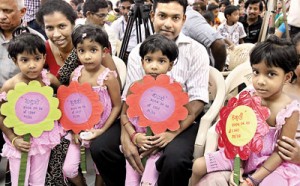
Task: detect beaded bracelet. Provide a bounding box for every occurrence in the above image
[130,132,138,144]
[261,164,272,173]
[247,174,260,186]
[122,121,130,126]
[11,136,19,147]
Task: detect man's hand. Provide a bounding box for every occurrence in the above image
[277,136,300,164]
[121,131,144,174]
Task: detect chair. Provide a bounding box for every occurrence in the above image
[193,66,226,159]
[203,62,253,154]
[112,55,127,89]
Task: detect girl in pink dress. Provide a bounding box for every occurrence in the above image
[0,31,62,186]
[121,34,179,186]
[62,25,121,185]
[191,35,300,186]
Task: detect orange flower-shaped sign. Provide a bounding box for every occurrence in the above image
[216,91,270,160]
[126,74,189,134]
[57,81,103,134]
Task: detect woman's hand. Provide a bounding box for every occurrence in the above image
[72,133,81,144]
[83,128,104,140]
[13,137,31,153]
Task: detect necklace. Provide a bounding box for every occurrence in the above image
[59,52,65,62]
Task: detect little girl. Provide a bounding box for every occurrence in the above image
[190,36,300,186]
[62,24,121,185]
[0,30,62,186]
[121,34,179,186]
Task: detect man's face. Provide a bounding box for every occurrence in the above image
[151,2,186,41]
[0,0,26,32]
[120,1,132,21]
[86,8,109,27]
[246,2,261,19]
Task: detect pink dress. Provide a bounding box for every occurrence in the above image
[205,100,300,185]
[1,69,63,159]
[71,65,117,130]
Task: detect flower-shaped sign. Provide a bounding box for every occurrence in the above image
[0,81,61,138]
[216,91,270,160]
[57,81,103,134]
[126,74,189,134]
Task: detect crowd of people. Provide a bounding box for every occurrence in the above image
[0,0,300,186]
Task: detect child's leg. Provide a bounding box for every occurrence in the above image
[190,157,207,186]
[259,171,288,186]
[9,157,30,186]
[125,160,141,186]
[29,150,51,186]
[63,142,86,185]
[140,153,161,186]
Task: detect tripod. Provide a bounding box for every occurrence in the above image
[118,0,153,63]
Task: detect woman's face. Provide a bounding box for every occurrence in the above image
[43,11,74,50]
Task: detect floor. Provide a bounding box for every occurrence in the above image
[0,151,96,185]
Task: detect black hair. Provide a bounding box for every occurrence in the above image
[72,24,110,49]
[245,0,263,11]
[292,32,300,46]
[224,5,239,19]
[207,4,219,11]
[153,0,188,14]
[250,35,298,73]
[36,0,78,27]
[219,0,231,8]
[203,11,215,24]
[83,0,108,17]
[77,3,84,12]
[139,34,178,63]
[8,29,46,60]
[107,0,113,8]
[120,0,134,4]
[70,0,84,6]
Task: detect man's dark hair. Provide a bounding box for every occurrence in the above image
[203,11,214,24]
[83,0,108,17]
[153,0,188,14]
[207,4,219,11]
[219,0,231,8]
[245,0,263,11]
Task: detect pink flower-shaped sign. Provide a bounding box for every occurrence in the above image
[216,91,270,160]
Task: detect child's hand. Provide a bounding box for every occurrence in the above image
[83,128,104,140]
[72,133,81,144]
[229,168,244,186]
[13,137,31,152]
[134,133,153,151]
[151,131,176,148]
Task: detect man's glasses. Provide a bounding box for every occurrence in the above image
[92,12,108,19]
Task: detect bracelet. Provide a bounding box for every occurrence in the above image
[133,133,142,146]
[130,132,138,144]
[247,174,260,186]
[261,164,272,173]
[11,136,19,147]
[244,178,254,186]
[122,121,130,126]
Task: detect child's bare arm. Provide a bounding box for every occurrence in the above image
[88,72,122,139]
[249,110,299,183]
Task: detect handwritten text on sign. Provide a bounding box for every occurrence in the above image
[226,105,257,147]
[64,93,92,124]
[15,92,50,124]
[139,86,175,122]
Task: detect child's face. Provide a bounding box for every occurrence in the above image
[142,50,173,78]
[252,61,292,100]
[212,8,219,18]
[15,51,46,81]
[76,39,104,71]
[227,10,240,23]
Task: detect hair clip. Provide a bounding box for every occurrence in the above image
[82,33,87,39]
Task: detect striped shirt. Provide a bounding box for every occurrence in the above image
[122,33,210,103]
[24,0,41,23]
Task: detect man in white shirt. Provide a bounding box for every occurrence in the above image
[82,0,118,55]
